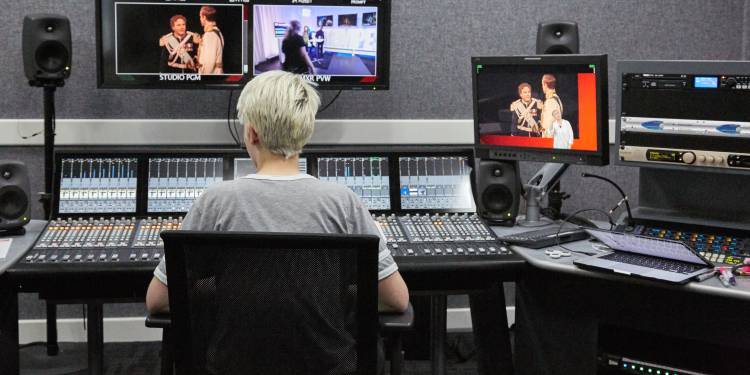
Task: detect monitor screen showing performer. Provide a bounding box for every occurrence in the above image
[473,55,609,165]
[97,0,251,88]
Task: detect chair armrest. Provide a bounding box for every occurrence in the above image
[145,313,172,328]
[378,302,414,332]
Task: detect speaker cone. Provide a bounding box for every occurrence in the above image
[481,185,512,214]
[36,40,68,73]
[0,185,29,220]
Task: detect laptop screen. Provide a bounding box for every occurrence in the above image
[586,229,709,265]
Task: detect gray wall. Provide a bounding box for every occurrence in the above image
[2,0,749,319]
[2,0,748,120]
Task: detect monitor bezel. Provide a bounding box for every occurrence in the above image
[472,54,609,166]
[249,0,391,91]
[96,0,252,89]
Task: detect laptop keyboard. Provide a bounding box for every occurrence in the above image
[601,252,705,274]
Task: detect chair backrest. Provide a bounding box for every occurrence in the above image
[162,230,380,375]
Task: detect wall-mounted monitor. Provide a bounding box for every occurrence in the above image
[97,0,252,89]
[251,0,391,90]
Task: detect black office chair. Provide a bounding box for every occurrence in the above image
[147,304,414,375]
[161,230,381,375]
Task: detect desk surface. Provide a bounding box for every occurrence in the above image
[0,221,45,275]
[491,223,750,302]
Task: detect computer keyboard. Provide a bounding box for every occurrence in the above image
[499,224,589,249]
[601,252,703,274]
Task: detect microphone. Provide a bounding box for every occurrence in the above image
[581,172,634,227]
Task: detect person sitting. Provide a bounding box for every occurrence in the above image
[146,70,409,314]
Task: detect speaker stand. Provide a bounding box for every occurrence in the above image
[516,163,569,227]
[0,227,26,237]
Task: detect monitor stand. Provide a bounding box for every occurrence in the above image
[516,163,569,227]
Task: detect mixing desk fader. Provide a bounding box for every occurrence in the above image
[374,213,513,260]
[18,216,183,270]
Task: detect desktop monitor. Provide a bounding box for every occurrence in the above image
[251,0,391,90]
[56,157,139,215]
[616,60,750,175]
[472,55,609,166]
[398,155,475,212]
[97,0,252,88]
[146,157,224,214]
[313,155,390,211]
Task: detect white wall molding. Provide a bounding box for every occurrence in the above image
[0,119,616,146]
[19,307,515,343]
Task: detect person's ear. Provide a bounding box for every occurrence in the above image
[246,125,261,145]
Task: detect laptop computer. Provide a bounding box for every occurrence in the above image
[573,228,714,284]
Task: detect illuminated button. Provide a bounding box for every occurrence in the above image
[141,253,149,260]
[406,249,414,255]
[468,248,476,254]
[153,253,161,260]
[86,254,95,261]
[62,254,70,261]
[25,255,34,262]
[423,249,432,255]
[457,248,465,254]
[130,253,137,260]
[111,254,119,260]
[38,254,47,261]
[99,254,107,261]
[74,254,83,261]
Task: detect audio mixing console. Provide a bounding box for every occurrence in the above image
[630,223,750,265]
[374,213,513,259]
[18,217,182,269]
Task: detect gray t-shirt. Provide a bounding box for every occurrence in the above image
[154,174,397,284]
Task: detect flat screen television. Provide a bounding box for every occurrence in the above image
[97,0,252,89]
[251,0,391,90]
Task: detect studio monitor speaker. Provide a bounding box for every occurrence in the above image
[23,14,72,85]
[474,159,520,225]
[536,21,579,54]
[0,161,31,232]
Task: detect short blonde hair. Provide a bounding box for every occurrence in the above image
[237,71,320,158]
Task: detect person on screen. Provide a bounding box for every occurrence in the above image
[509,82,543,137]
[540,74,563,138]
[197,5,224,75]
[158,15,200,73]
[303,25,312,54]
[146,70,409,313]
[282,20,316,74]
[315,24,325,58]
[550,109,574,149]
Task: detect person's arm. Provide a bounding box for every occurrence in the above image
[378,271,409,312]
[146,277,170,313]
[199,33,218,74]
[300,47,316,74]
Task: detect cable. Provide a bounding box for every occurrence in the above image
[554,208,614,256]
[227,90,240,146]
[317,89,342,114]
[581,173,634,226]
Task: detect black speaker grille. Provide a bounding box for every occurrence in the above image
[36,40,68,73]
[0,185,29,220]
[481,185,512,214]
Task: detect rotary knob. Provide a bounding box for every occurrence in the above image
[698,155,706,163]
[682,152,696,164]
[726,77,738,88]
[716,156,724,164]
[707,155,716,163]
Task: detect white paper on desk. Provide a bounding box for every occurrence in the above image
[0,238,11,259]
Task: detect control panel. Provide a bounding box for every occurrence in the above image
[317,156,390,211]
[630,224,750,265]
[374,213,512,258]
[21,216,183,267]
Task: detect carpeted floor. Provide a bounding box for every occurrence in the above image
[20,333,480,375]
